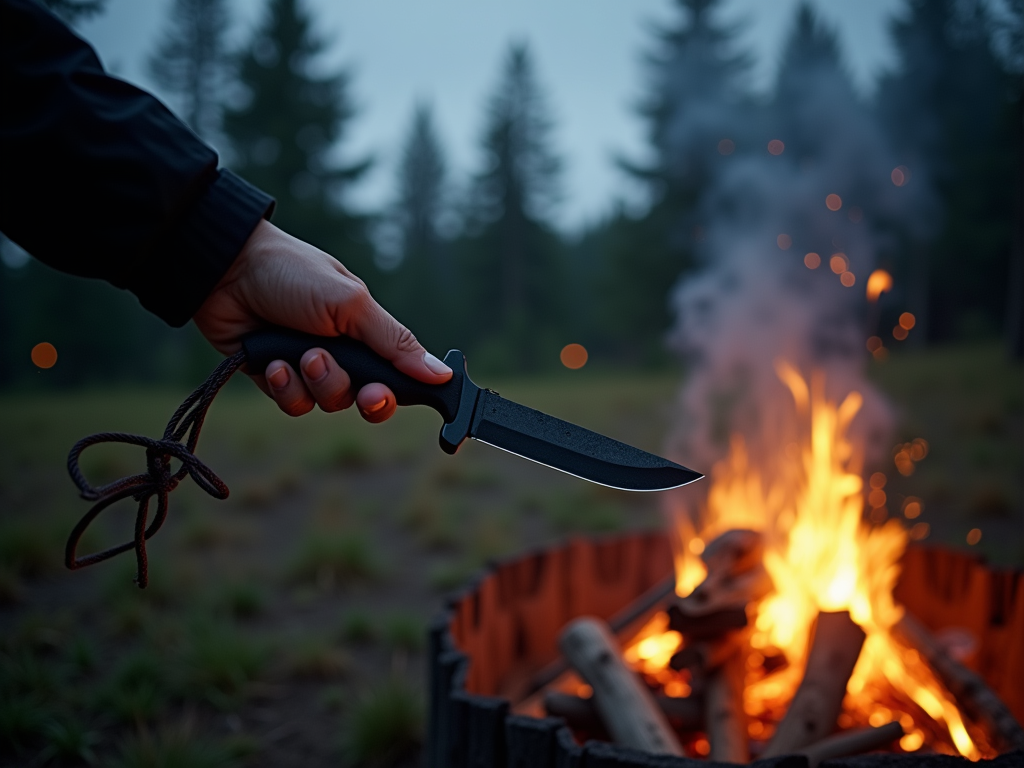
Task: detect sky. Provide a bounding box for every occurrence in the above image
[77,0,903,232]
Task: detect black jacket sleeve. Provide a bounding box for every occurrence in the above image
[0,0,275,327]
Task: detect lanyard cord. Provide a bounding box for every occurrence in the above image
[64,351,246,588]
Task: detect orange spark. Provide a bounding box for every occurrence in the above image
[866,270,893,302]
[804,252,821,269]
[31,342,57,369]
[560,343,588,370]
[826,194,843,211]
[768,139,785,155]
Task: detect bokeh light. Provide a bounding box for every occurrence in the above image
[804,252,820,269]
[904,499,922,519]
[869,472,886,489]
[847,206,864,223]
[560,343,588,369]
[31,342,57,369]
[718,138,735,155]
[966,528,982,546]
[777,233,792,250]
[829,253,848,274]
[767,139,784,155]
[825,193,842,211]
[891,165,910,186]
[909,522,930,540]
[893,325,908,341]
[840,271,856,287]
[899,312,916,330]
[866,336,883,353]
[866,269,893,302]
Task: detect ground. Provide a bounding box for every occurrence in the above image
[1,343,1020,767]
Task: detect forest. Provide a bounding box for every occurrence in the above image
[0,0,1021,387]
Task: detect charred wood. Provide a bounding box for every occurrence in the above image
[666,603,748,640]
[797,721,903,768]
[670,628,751,673]
[559,617,684,756]
[894,613,1024,752]
[762,611,866,757]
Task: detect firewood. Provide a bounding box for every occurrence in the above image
[543,691,704,733]
[893,613,1024,752]
[666,603,748,639]
[705,648,748,762]
[559,617,684,756]
[797,721,903,768]
[762,611,867,757]
[670,627,751,673]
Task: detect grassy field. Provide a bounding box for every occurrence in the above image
[0,344,1020,766]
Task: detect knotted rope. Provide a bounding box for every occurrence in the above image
[65,351,246,588]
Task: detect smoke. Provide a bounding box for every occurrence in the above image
[661,12,936,523]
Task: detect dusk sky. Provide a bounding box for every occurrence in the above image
[78,0,902,231]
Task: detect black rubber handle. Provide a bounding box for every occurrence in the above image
[241,328,463,423]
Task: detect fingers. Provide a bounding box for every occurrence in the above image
[347,297,453,385]
[355,382,396,424]
[298,348,354,413]
[266,350,394,421]
[265,361,315,417]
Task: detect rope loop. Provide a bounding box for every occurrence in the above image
[65,351,245,588]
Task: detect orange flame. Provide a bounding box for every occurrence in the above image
[866,270,893,302]
[662,365,982,758]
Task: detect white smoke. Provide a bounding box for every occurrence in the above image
[662,20,936,522]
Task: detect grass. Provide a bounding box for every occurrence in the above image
[183,622,268,708]
[215,581,266,620]
[102,649,171,723]
[339,609,377,645]
[344,678,423,767]
[288,530,383,589]
[287,635,350,680]
[540,489,626,534]
[113,721,236,768]
[382,614,424,653]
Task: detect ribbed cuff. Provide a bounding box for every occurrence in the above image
[137,169,275,327]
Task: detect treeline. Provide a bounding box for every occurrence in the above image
[0,0,1020,388]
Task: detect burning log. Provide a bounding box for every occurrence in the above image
[543,691,703,734]
[669,627,751,673]
[797,721,904,768]
[893,613,1024,752]
[762,611,867,757]
[705,648,748,762]
[559,617,684,756]
[667,529,773,642]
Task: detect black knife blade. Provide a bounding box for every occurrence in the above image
[242,328,703,492]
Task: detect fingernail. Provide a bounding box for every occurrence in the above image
[423,352,452,375]
[268,366,289,389]
[364,398,388,414]
[304,353,328,381]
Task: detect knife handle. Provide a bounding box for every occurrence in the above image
[241,328,463,423]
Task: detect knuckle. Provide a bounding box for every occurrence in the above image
[393,326,420,355]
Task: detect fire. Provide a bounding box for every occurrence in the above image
[657,363,985,758]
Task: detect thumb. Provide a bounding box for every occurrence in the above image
[345,297,452,384]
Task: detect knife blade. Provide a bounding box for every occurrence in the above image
[242,328,702,492]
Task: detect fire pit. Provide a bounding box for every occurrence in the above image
[426,533,1023,768]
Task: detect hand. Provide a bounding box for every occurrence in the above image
[193,219,452,422]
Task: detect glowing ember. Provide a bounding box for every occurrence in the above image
[866,270,893,302]
[31,342,58,369]
[804,252,821,269]
[654,365,984,758]
[830,254,848,274]
[826,194,843,211]
[840,271,856,287]
[560,343,588,369]
[966,528,982,546]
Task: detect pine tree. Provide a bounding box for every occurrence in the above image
[223,0,371,267]
[462,42,565,370]
[878,0,1017,343]
[147,0,232,142]
[596,0,751,361]
[386,102,451,350]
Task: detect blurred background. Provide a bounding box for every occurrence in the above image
[1,0,1020,766]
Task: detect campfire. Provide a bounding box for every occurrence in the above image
[594,362,1001,762]
[425,361,1024,768]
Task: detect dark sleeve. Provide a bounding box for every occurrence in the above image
[0,0,275,327]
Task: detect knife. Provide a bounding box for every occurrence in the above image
[242,328,703,492]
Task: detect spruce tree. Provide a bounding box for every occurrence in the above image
[223,0,371,267]
[878,0,1017,343]
[597,0,751,362]
[462,42,564,370]
[386,102,451,350]
[147,0,232,142]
